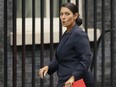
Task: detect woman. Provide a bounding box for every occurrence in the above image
[39,3,94,87]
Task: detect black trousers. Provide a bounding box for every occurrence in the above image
[83,71,94,87]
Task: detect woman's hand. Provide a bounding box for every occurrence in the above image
[64,76,75,87]
[38,66,49,79]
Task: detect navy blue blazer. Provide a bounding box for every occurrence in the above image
[48,24,92,81]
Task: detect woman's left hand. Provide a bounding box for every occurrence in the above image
[64,76,75,87]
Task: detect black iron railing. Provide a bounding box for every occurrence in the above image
[3,0,115,87]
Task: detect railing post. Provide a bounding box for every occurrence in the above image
[111,0,115,87]
[76,0,79,12]
[84,0,88,33]
[22,0,26,87]
[101,0,105,87]
[40,0,44,87]
[93,0,97,87]
[59,0,62,40]
[4,0,8,87]
[50,0,54,86]
[32,0,36,87]
[67,0,71,3]
[13,0,17,87]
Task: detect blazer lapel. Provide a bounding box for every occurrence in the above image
[56,24,78,56]
[57,32,71,51]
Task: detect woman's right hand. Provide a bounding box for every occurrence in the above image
[38,66,49,79]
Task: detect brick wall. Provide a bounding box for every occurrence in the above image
[0,0,116,87]
[6,45,58,87]
[87,0,116,86]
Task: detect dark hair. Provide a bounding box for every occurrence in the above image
[61,3,82,26]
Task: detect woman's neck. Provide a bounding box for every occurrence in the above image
[66,23,76,32]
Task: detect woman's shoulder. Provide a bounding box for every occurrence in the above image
[72,26,89,42]
[73,26,87,36]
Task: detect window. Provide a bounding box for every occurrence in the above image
[17,0,41,18]
[10,0,85,45]
[17,0,68,18]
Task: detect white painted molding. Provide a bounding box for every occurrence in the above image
[10,18,101,46]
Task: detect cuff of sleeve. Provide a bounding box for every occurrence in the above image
[47,63,52,75]
[72,71,83,81]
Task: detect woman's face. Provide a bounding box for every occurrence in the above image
[60,7,78,29]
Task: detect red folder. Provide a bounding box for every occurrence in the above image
[72,79,86,87]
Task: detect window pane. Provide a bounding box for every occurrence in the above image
[26,0,32,17]
[35,0,46,17]
[17,0,46,18]
[17,0,67,18]
[53,0,67,17]
[17,0,22,18]
[53,0,59,17]
[35,0,40,17]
